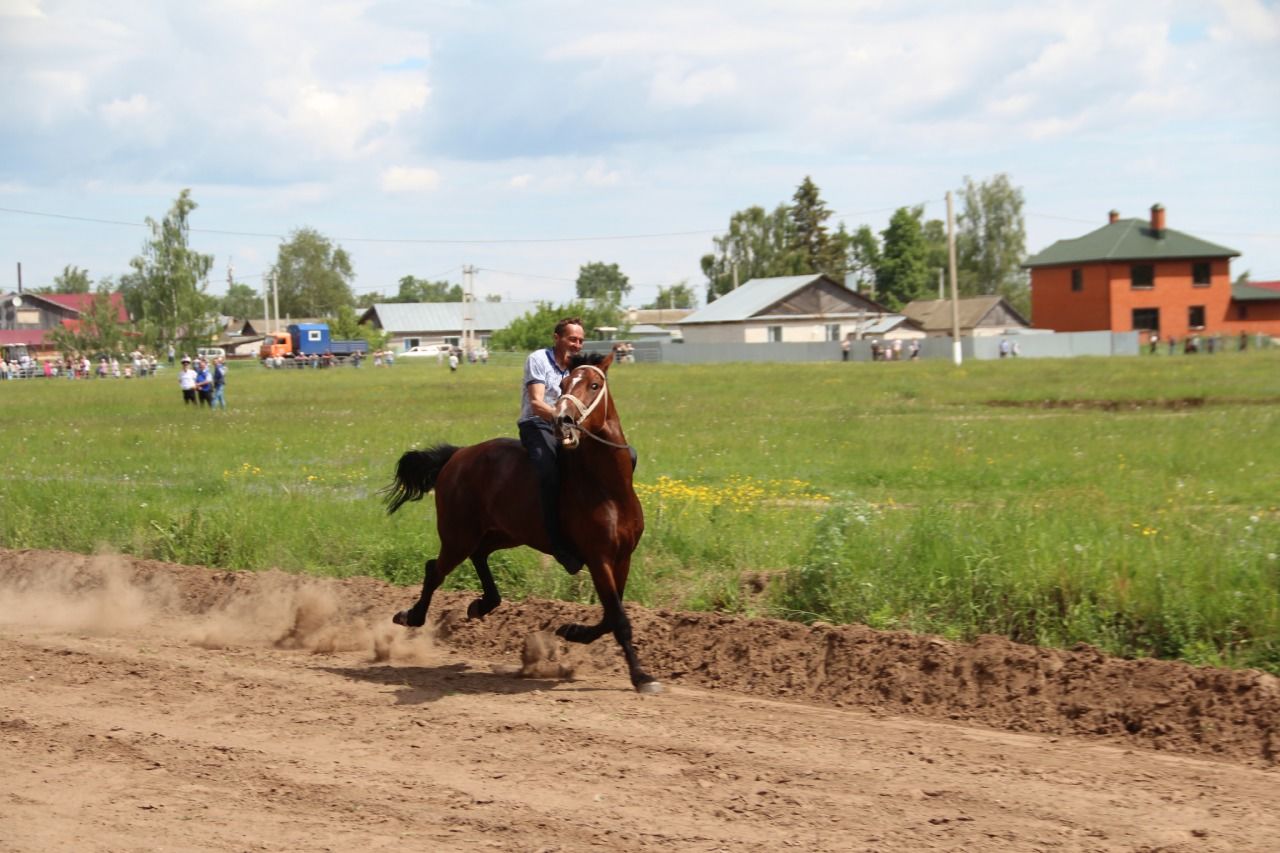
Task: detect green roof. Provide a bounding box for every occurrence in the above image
[1232,281,1280,302]
[1024,218,1239,268]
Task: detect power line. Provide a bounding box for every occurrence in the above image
[0,201,943,246]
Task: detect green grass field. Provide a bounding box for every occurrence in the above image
[2,351,1278,672]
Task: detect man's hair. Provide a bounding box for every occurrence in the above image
[554,317,583,337]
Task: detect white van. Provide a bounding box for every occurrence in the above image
[197,347,226,361]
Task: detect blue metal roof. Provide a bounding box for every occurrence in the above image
[678,275,826,324]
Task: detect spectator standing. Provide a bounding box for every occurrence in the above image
[194,358,213,407]
[909,339,920,360]
[179,357,197,404]
[841,339,850,362]
[448,351,459,372]
[168,344,176,366]
[211,357,228,410]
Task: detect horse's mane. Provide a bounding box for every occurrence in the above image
[568,352,608,369]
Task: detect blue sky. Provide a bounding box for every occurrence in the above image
[2,0,1278,307]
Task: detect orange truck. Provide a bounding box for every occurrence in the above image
[259,323,369,361]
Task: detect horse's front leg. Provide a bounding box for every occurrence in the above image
[556,556,661,693]
[393,558,446,627]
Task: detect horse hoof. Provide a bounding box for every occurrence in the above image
[393,610,424,628]
[636,681,664,695]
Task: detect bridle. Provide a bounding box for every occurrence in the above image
[556,365,632,451]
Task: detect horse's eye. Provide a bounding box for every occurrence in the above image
[591,383,600,390]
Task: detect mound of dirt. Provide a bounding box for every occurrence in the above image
[2,548,1276,766]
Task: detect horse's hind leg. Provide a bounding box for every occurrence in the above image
[393,558,449,627]
[466,551,502,620]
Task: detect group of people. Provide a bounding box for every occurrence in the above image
[178,355,228,409]
[1,350,163,380]
[870,338,920,361]
[1149,331,1255,356]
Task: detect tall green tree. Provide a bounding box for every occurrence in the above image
[219,282,262,319]
[788,176,845,278]
[488,301,626,352]
[956,173,1028,308]
[269,228,355,317]
[327,303,388,350]
[119,189,217,355]
[392,276,463,303]
[839,223,881,294]
[645,282,697,310]
[575,262,631,302]
[701,204,799,302]
[47,265,92,294]
[875,206,935,310]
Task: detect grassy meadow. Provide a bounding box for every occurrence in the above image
[1,350,1278,672]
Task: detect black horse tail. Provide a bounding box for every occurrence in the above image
[383,444,460,515]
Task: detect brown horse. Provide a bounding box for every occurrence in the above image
[383,352,659,693]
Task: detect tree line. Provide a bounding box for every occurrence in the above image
[701,174,1029,313]
[39,174,1030,356]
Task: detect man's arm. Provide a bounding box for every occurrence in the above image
[526,381,556,422]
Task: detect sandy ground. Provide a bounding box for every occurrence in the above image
[1,549,1277,853]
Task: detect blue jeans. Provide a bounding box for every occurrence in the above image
[212,385,226,409]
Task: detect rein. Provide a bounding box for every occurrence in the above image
[557,365,634,452]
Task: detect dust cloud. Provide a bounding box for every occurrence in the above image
[0,551,433,664]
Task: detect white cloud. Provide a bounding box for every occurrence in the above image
[509,174,533,189]
[274,76,430,161]
[583,162,620,187]
[99,93,150,125]
[649,62,737,109]
[0,0,45,19]
[380,166,441,193]
[1211,0,1280,42]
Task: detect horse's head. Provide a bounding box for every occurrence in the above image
[554,352,613,449]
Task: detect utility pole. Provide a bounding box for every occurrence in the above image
[461,265,476,356]
[271,272,280,335]
[938,268,944,300]
[262,274,270,340]
[16,262,22,294]
[947,191,962,366]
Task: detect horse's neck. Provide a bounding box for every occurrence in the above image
[572,415,632,489]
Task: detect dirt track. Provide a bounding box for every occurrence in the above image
[2,549,1278,852]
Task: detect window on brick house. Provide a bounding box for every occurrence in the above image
[1192,262,1211,287]
[1239,304,1249,320]
[767,325,782,342]
[1188,306,1205,328]
[1131,264,1154,289]
[1071,269,1083,292]
[1131,308,1159,331]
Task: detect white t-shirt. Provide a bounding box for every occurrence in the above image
[179,368,197,390]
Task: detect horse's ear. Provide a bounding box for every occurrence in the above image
[600,353,614,372]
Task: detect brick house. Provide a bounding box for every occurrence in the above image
[1022,205,1276,340]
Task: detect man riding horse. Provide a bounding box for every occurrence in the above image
[518,317,587,574]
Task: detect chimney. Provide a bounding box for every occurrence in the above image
[1150,204,1165,237]
[1108,209,1120,224]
